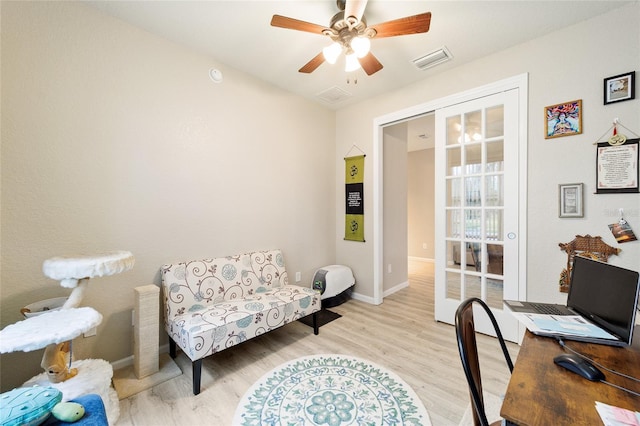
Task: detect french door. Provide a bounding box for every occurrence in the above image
[434,89,520,342]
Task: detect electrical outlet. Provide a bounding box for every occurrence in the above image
[422,243,427,249]
[295,272,301,282]
[388,264,392,273]
[84,327,96,338]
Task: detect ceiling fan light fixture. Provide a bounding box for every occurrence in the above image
[323,42,342,64]
[271,4,433,78]
[350,36,371,58]
[345,53,361,72]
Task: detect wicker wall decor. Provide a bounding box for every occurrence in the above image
[558,234,620,293]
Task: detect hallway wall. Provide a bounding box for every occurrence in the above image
[408,148,435,260]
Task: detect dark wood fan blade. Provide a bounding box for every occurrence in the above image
[344,0,368,25]
[270,15,328,35]
[370,12,432,38]
[299,52,326,73]
[358,52,383,76]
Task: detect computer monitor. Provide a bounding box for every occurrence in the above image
[568,256,640,344]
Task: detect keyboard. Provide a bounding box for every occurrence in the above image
[530,303,569,315]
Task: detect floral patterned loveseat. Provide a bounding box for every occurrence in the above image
[161,249,320,395]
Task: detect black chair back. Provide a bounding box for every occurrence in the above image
[455,297,514,426]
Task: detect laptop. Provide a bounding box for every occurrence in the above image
[504,256,640,346]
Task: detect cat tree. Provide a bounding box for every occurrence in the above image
[0,251,135,425]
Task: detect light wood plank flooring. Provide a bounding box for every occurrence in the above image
[117,260,519,425]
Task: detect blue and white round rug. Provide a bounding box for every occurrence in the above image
[233,354,432,426]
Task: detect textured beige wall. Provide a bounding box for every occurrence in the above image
[407,148,435,260]
[1,2,335,390]
[382,124,408,293]
[336,3,639,304]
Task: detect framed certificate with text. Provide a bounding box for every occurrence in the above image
[596,139,639,193]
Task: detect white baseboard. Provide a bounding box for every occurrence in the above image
[384,280,409,297]
[350,291,377,305]
[408,256,434,263]
[111,343,170,371]
[351,279,411,305]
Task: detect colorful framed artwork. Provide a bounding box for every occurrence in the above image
[545,100,582,139]
[604,71,635,105]
[559,183,584,218]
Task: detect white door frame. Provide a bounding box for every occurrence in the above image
[372,73,528,307]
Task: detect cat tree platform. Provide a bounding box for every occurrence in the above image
[0,308,102,353]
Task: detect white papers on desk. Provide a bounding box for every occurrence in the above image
[510,312,619,340]
[596,401,640,426]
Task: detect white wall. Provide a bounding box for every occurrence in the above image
[408,148,435,260]
[336,4,640,301]
[382,124,408,292]
[1,2,336,390]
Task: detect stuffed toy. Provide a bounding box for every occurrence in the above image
[41,341,78,383]
[51,401,85,422]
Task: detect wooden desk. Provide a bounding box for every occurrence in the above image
[501,328,640,425]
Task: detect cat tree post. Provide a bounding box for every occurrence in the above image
[134,285,160,379]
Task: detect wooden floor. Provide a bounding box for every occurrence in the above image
[117,260,519,425]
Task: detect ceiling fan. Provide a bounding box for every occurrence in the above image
[270,0,432,76]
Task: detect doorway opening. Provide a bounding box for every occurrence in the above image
[373,74,528,343]
[382,113,435,297]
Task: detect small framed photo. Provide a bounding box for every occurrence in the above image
[604,71,635,105]
[559,183,584,218]
[545,99,582,139]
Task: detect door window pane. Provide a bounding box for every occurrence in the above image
[485,174,503,207]
[487,243,504,276]
[468,242,481,272]
[464,274,481,300]
[447,147,461,175]
[446,210,461,238]
[465,110,482,143]
[485,105,504,138]
[465,144,482,174]
[446,271,461,300]
[447,178,462,207]
[464,177,482,207]
[446,116,461,145]
[486,140,504,171]
[485,210,503,240]
[486,278,504,310]
[465,209,482,239]
[448,241,461,268]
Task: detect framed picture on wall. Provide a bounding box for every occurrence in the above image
[545,100,582,139]
[559,183,584,218]
[596,139,639,193]
[604,71,635,105]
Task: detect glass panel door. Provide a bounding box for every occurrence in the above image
[435,90,519,341]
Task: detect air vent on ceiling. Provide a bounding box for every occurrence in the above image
[412,46,453,71]
[316,86,352,104]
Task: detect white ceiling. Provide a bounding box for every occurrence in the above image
[406,114,435,152]
[86,1,631,110]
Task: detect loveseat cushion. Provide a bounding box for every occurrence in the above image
[166,285,319,361]
[161,250,289,326]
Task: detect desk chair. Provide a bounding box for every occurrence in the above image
[455,298,514,426]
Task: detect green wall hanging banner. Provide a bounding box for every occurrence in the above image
[345,155,365,242]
